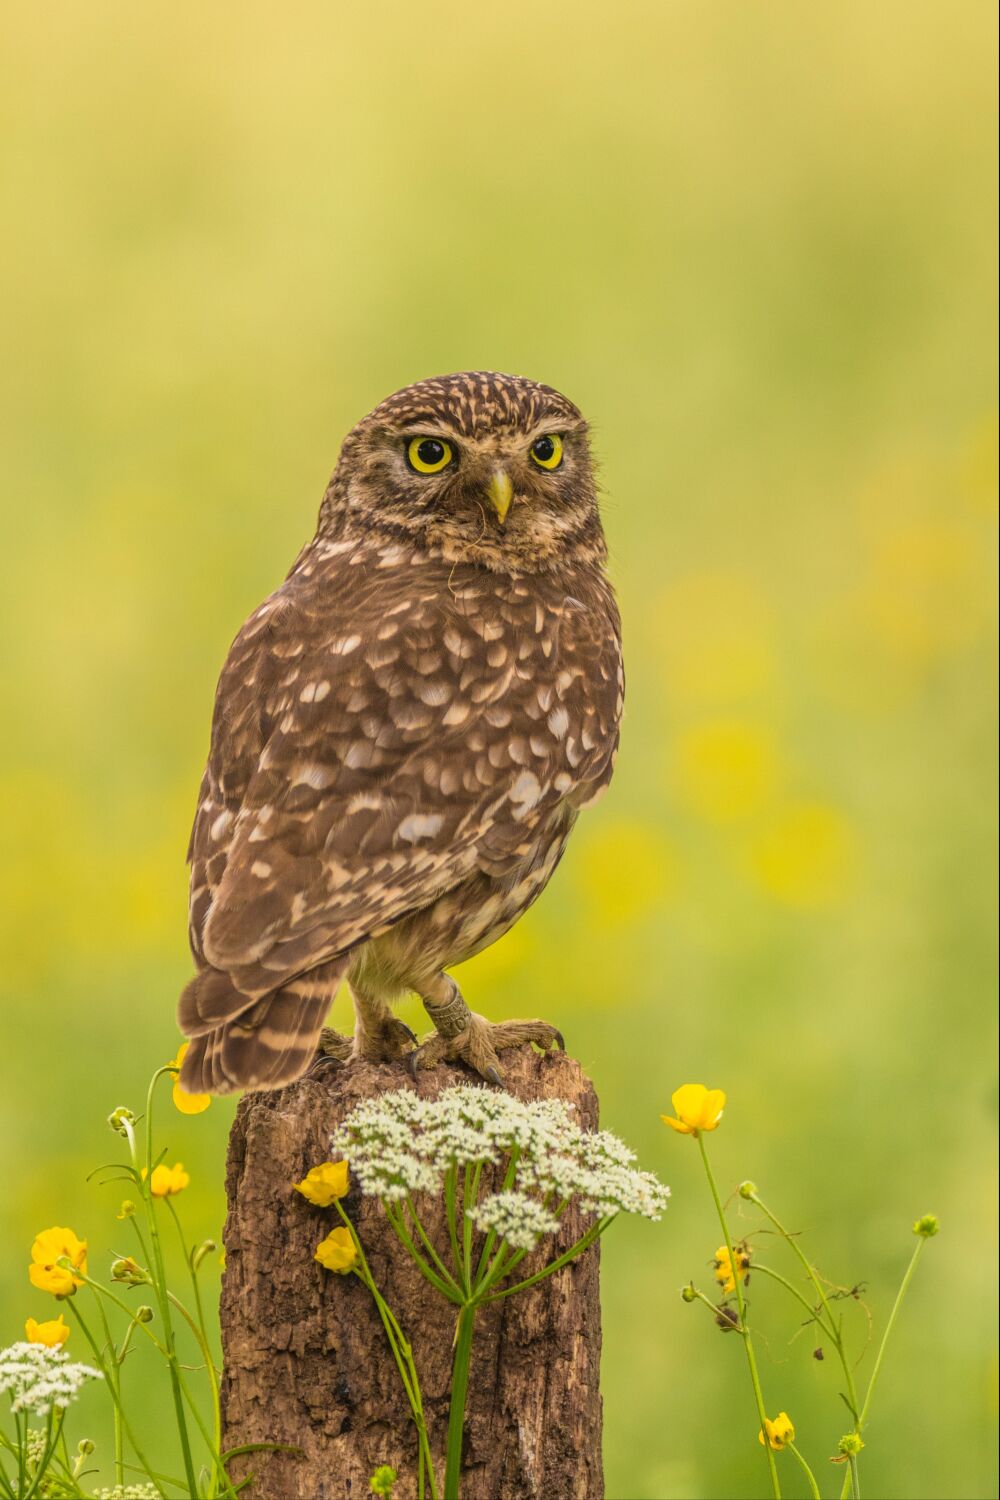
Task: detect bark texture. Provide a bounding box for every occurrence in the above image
[220,1049,603,1500]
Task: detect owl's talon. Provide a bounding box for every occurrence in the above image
[410,1014,564,1086]
[307,1026,353,1080]
[353,1014,418,1064]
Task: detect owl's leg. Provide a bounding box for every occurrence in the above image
[411,973,563,1086]
[349,978,418,1063]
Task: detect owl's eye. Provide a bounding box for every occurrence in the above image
[407,437,454,474]
[530,434,564,470]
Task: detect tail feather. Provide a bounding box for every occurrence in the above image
[178,958,350,1095]
[178,966,259,1037]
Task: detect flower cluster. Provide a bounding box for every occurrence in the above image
[332,1085,670,1245]
[467,1191,560,1251]
[94,1485,162,1500]
[0,1341,102,1416]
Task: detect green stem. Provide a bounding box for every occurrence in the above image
[444,1305,476,1500]
[92,1288,125,1490]
[167,1201,222,1454]
[20,1410,64,1500]
[404,1196,465,1297]
[335,1205,440,1500]
[751,1194,861,1426]
[481,1218,611,1302]
[699,1137,780,1500]
[787,1442,822,1500]
[753,1263,839,1343]
[857,1238,926,1432]
[462,1163,479,1292]
[143,1069,200,1498]
[385,1204,463,1303]
[444,1165,465,1290]
[68,1302,165,1495]
[472,1149,520,1286]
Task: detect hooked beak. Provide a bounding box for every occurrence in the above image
[486,469,514,525]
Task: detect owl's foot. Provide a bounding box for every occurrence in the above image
[409,1014,564,1087]
[352,1014,418,1064]
[307,1025,354,1078]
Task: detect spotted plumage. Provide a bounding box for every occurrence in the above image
[178,372,623,1095]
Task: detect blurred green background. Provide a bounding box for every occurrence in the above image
[1,3,996,1496]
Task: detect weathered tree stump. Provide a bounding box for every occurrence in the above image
[220,1049,603,1500]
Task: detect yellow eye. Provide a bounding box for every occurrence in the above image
[407,436,453,474]
[530,433,563,470]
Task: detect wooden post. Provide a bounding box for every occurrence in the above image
[220,1050,604,1500]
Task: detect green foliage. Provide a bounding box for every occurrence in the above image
[0,2,995,1496]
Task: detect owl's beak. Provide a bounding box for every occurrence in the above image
[486,469,514,525]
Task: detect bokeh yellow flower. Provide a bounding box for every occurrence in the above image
[713,1243,751,1294]
[573,819,677,924]
[314,1227,358,1275]
[28,1227,88,1298]
[167,1042,211,1115]
[25,1313,70,1347]
[674,721,780,823]
[293,1161,350,1207]
[143,1163,190,1197]
[746,801,857,908]
[759,1412,795,1450]
[661,1084,726,1135]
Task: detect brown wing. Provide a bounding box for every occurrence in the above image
[182,542,622,1031]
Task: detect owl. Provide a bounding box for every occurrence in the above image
[178,372,623,1096]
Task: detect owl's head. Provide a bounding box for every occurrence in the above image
[318,372,605,574]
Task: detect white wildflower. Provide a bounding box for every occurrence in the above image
[94,1486,161,1499]
[0,1341,102,1417]
[468,1191,561,1250]
[332,1085,670,1231]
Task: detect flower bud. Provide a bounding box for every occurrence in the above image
[76,1438,95,1456]
[913,1213,939,1238]
[107,1107,136,1136]
[738,1180,757,1200]
[116,1200,137,1220]
[838,1433,865,1456]
[192,1239,218,1271]
[111,1256,150,1286]
[681,1283,698,1303]
[136,1305,154,1323]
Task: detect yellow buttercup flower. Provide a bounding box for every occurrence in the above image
[713,1242,751,1294]
[25,1314,70,1347]
[759,1412,795,1450]
[293,1161,350,1207]
[167,1043,211,1115]
[314,1227,359,1275]
[28,1227,88,1298]
[661,1084,726,1135]
[142,1163,190,1197]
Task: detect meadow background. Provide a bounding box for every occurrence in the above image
[0,3,996,1496]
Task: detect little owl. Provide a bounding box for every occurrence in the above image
[178,371,623,1095]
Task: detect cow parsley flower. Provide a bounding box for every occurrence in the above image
[93,1486,161,1500]
[332,1085,670,1235]
[467,1191,561,1250]
[0,1341,102,1416]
